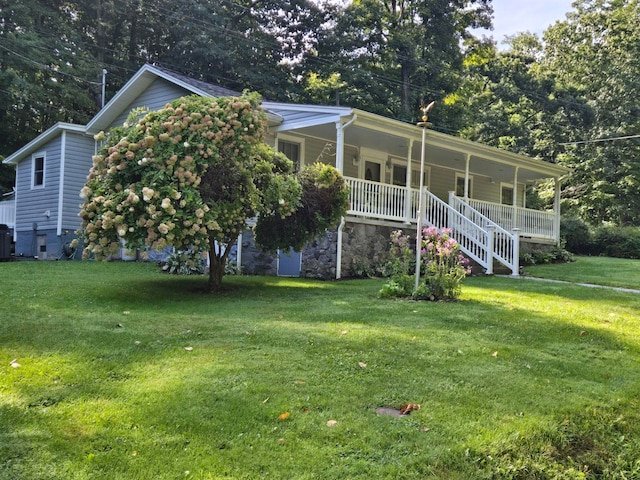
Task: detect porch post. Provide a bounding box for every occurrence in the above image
[554,177,561,244]
[464,153,470,200]
[512,166,519,230]
[404,139,414,223]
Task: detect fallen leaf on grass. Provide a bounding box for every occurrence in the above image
[326,420,338,427]
[358,362,367,368]
[492,351,498,357]
[9,359,20,368]
[184,346,193,351]
[399,404,421,415]
[580,330,587,336]
[134,341,141,345]
[340,330,348,336]
[278,412,290,421]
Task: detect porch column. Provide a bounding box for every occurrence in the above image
[553,177,561,244]
[464,153,471,200]
[404,139,414,223]
[512,166,519,230]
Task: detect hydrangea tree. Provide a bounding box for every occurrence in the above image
[76,93,349,291]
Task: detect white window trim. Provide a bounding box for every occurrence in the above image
[31,151,46,189]
[500,182,514,205]
[276,133,305,168]
[390,157,430,189]
[455,172,473,198]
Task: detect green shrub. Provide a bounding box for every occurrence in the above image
[520,243,574,266]
[593,226,640,259]
[162,250,207,275]
[560,217,593,254]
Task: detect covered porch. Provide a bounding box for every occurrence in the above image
[264,102,570,277]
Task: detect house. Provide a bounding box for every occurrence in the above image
[3,64,569,275]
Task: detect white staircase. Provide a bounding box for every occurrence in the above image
[421,190,519,275]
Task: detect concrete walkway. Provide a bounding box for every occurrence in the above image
[509,275,640,295]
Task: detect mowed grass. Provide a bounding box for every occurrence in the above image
[524,255,640,290]
[1,261,640,479]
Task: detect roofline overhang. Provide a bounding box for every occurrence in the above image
[3,122,88,165]
[351,109,571,177]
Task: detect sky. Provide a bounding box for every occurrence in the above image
[477,0,576,46]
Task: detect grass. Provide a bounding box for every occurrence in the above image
[1,260,640,479]
[524,255,640,290]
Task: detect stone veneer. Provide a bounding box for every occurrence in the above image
[239,220,400,280]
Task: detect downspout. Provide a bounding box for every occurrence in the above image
[57,130,66,237]
[336,216,346,279]
[335,114,357,174]
[335,114,356,279]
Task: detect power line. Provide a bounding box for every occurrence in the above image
[560,134,640,146]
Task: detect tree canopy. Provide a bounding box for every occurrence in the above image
[3,0,640,228]
[77,94,349,291]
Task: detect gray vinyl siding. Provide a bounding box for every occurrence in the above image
[61,132,95,232]
[109,78,192,129]
[15,136,61,234]
[14,136,61,256]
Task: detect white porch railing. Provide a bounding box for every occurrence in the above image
[346,177,418,222]
[466,197,556,241]
[0,201,15,228]
[345,177,521,275]
[449,193,519,275]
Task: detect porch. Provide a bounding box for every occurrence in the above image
[345,177,558,275]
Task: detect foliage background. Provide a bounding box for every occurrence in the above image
[2,0,640,227]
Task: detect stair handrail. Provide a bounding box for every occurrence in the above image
[448,193,519,275]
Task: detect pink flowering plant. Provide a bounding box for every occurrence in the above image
[75,93,348,292]
[380,227,471,301]
[417,226,471,300]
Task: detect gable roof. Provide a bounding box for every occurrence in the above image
[3,122,87,165]
[86,64,282,134]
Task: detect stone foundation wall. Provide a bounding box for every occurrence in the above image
[239,221,404,280]
[301,231,338,279]
[239,229,277,276]
[340,222,399,278]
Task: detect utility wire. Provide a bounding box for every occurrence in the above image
[560,134,640,146]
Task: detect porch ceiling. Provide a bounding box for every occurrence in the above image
[280,108,569,184]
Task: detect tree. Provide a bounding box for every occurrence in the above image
[541,0,640,225]
[306,0,493,123]
[76,94,349,291]
[0,0,101,156]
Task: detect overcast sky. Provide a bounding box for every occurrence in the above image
[478,0,576,46]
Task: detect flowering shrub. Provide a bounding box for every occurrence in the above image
[75,93,347,292]
[380,227,471,301]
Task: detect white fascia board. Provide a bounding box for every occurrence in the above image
[353,109,570,177]
[270,114,347,132]
[3,123,87,165]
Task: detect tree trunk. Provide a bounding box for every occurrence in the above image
[208,254,226,292]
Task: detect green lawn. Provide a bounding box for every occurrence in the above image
[524,255,640,290]
[2,261,640,479]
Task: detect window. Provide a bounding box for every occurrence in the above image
[278,140,301,170]
[32,153,45,188]
[501,184,514,205]
[392,164,428,188]
[455,173,472,197]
